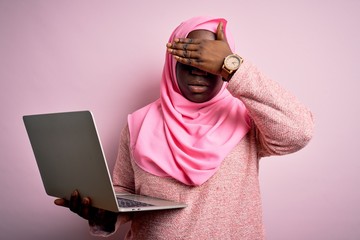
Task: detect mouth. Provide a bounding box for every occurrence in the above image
[188,84,209,93]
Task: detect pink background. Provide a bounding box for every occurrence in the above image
[1,1,359,239]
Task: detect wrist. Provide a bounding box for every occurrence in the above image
[220,54,243,82]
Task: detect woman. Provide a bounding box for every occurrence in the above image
[55,16,314,239]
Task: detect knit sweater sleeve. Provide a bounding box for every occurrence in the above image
[112,124,135,194]
[227,60,314,157]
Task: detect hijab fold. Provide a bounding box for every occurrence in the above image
[128,16,250,186]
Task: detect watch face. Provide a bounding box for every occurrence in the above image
[225,55,241,71]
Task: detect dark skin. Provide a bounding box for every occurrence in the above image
[175,30,223,103]
[54,190,118,232]
[54,22,235,230]
[167,22,234,87]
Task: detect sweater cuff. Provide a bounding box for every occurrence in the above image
[226,59,252,96]
[89,214,130,237]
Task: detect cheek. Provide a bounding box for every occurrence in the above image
[175,68,190,93]
[174,74,185,93]
[212,78,224,92]
[177,80,187,95]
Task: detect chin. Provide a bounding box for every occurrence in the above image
[187,94,213,103]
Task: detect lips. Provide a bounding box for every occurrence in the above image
[189,86,208,93]
[188,83,209,93]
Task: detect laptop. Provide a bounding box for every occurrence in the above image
[23,110,187,213]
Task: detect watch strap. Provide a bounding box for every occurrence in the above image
[221,67,233,82]
[221,54,243,82]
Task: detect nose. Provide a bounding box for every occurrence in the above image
[191,68,208,76]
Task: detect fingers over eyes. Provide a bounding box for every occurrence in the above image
[174,55,199,66]
[175,38,197,44]
[171,38,200,51]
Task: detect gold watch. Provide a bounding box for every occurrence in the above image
[221,54,243,82]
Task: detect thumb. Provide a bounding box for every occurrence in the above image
[216,22,227,42]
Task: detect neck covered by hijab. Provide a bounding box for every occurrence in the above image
[128,16,250,186]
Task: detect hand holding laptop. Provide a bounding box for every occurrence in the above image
[23,111,187,213]
[54,189,118,232]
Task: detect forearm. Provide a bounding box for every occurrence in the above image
[227,60,314,157]
[112,125,135,194]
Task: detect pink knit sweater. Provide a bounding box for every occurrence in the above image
[96,60,314,239]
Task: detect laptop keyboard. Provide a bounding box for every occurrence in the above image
[117,197,154,208]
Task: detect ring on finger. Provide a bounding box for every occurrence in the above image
[183,50,191,58]
[182,50,187,58]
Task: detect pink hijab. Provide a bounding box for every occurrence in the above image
[128,16,250,186]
